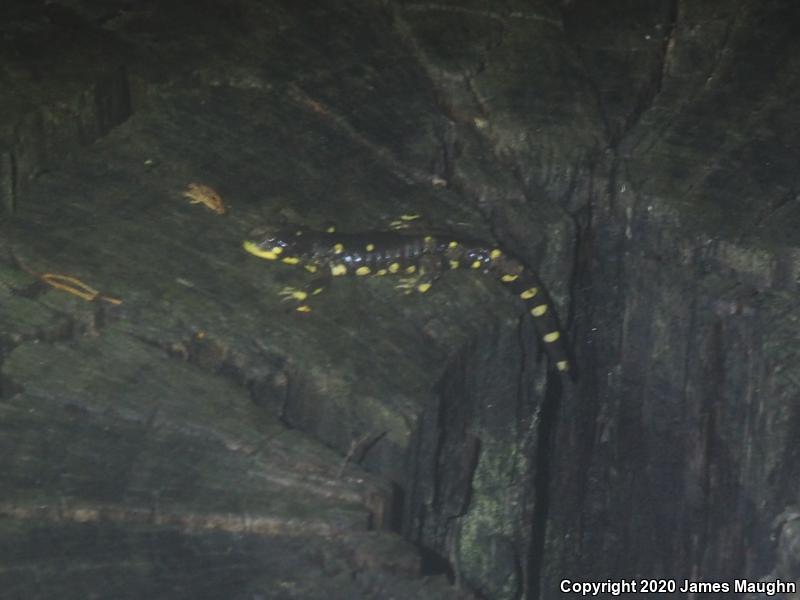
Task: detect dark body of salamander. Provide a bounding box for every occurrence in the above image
[243,225,571,374]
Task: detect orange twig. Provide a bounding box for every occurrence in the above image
[40,273,122,305]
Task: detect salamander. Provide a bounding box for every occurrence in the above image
[243,224,571,374]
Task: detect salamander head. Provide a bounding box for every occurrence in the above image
[243,225,308,261]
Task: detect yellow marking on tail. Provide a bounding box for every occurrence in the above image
[282,257,300,265]
[530,304,548,317]
[296,305,312,313]
[356,266,371,276]
[543,331,560,343]
[312,288,324,295]
[501,274,518,282]
[520,287,538,299]
[417,282,432,293]
[375,269,387,276]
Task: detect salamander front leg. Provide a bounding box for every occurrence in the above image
[277,274,330,313]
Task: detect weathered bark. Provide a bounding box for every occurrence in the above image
[1,1,798,598]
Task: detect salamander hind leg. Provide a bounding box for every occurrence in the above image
[395,276,421,295]
[394,268,432,295]
[394,254,443,295]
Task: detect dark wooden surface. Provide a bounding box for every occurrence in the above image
[1,1,799,598]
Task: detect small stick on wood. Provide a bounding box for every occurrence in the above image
[337,431,386,478]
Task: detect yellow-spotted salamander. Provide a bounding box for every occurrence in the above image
[243,224,571,374]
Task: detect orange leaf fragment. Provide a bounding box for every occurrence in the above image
[182,182,226,214]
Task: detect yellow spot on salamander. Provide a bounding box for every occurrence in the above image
[326,226,336,233]
[271,246,284,255]
[530,304,548,317]
[543,331,560,343]
[405,265,416,274]
[471,260,482,269]
[331,264,347,276]
[389,262,400,273]
[356,266,371,276]
[366,243,375,252]
[556,360,569,372]
[520,287,538,299]
[375,269,387,276]
[290,290,308,301]
[424,236,434,243]
[304,264,318,273]
[449,260,460,269]
[501,274,518,282]
[243,240,278,260]
[448,241,458,249]
[490,249,502,259]
[312,287,324,295]
[400,214,420,221]
[333,243,344,254]
[296,305,312,313]
[282,257,300,265]
[417,282,432,293]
